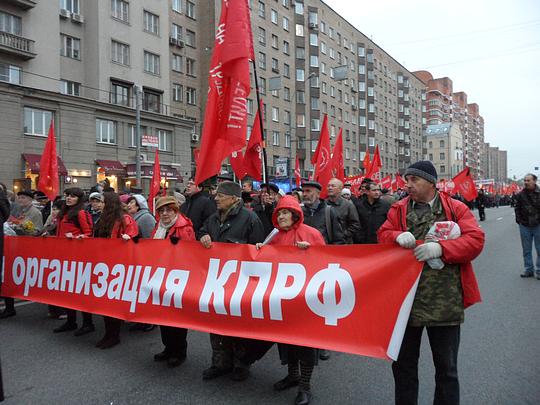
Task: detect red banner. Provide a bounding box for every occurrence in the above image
[1,237,423,361]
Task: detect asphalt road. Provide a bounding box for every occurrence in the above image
[1,206,539,404]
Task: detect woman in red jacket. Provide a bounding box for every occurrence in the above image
[151,196,196,368]
[256,195,325,405]
[94,192,139,349]
[53,187,95,336]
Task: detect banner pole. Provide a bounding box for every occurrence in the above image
[251,59,268,184]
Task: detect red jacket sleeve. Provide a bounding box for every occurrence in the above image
[439,201,485,264]
[123,214,139,238]
[377,204,404,244]
[77,211,93,237]
[176,225,196,241]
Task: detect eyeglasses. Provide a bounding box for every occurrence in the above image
[157,206,176,214]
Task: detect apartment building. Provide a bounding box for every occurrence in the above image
[424,123,464,179]
[483,142,508,183]
[414,70,486,179]
[0,0,195,192]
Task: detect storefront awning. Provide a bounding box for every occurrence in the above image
[126,164,181,181]
[95,160,126,176]
[22,153,68,176]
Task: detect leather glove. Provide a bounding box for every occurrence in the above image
[396,232,416,249]
[132,235,140,244]
[169,236,179,245]
[414,242,442,261]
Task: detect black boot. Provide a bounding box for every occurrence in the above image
[53,321,77,333]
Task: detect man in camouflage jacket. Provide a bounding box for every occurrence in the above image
[378,161,484,405]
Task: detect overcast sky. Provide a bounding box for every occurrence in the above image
[326,0,540,180]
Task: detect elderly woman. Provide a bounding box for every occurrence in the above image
[126,194,156,238]
[256,195,325,405]
[151,196,196,368]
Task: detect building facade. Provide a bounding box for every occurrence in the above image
[484,142,508,183]
[424,123,464,180]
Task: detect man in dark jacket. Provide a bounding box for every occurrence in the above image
[180,179,216,237]
[326,178,361,244]
[301,181,345,245]
[199,181,265,382]
[355,182,391,244]
[253,182,279,237]
[476,188,487,221]
[0,184,13,319]
[515,173,540,279]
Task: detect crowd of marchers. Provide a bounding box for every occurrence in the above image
[1,161,539,405]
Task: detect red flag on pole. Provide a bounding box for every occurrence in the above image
[395,173,406,190]
[380,174,392,190]
[294,156,301,187]
[452,167,478,202]
[311,114,328,167]
[313,118,332,198]
[242,105,264,181]
[331,128,345,181]
[362,145,371,174]
[148,150,161,214]
[194,0,254,185]
[37,120,59,201]
[230,150,246,179]
[366,144,382,179]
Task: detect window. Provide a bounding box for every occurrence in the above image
[271,58,279,72]
[272,106,279,122]
[258,52,266,69]
[283,63,290,77]
[0,63,21,85]
[186,1,196,18]
[440,152,445,160]
[172,0,182,12]
[60,79,80,96]
[111,0,129,22]
[309,33,318,46]
[143,89,162,113]
[258,1,265,18]
[295,2,304,14]
[258,27,266,45]
[144,51,160,75]
[296,69,304,81]
[110,81,130,105]
[143,11,159,35]
[96,119,116,144]
[440,140,445,148]
[186,58,196,76]
[283,40,290,54]
[247,99,254,115]
[310,55,319,67]
[358,46,365,57]
[296,90,305,104]
[311,118,320,131]
[272,131,279,146]
[0,12,21,36]
[271,34,278,49]
[285,132,291,148]
[157,129,172,151]
[129,125,147,147]
[60,0,79,14]
[111,40,129,65]
[282,16,289,31]
[284,87,290,101]
[258,77,266,95]
[173,84,183,102]
[24,107,53,136]
[171,23,182,41]
[185,30,196,47]
[297,114,305,127]
[295,24,304,37]
[186,87,197,105]
[320,41,327,54]
[295,47,305,59]
[284,110,291,125]
[310,97,319,110]
[271,9,278,24]
[171,53,182,72]
[368,137,375,147]
[440,165,446,173]
[359,116,366,126]
[61,34,81,60]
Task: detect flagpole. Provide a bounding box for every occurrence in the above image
[251,60,268,184]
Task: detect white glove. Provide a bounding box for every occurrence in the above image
[396,232,416,249]
[414,242,442,261]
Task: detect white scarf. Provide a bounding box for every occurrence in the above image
[153,215,177,240]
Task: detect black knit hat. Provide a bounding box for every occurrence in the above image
[404,161,438,184]
[216,181,242,197]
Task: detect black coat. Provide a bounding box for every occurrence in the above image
[354,196,391,244]
[180,191,216,237]
[515,186,540,227]
[200,202,265,244]
[0,190,11,291]
[302,200,345,245]
[253,201,275,238]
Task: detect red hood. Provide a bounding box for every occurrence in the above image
[272,195,304,230]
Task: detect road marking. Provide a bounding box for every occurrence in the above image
[497,217,503,221]
[14,301,37,308]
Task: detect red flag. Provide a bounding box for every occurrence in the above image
[242,105,264,181]
[230,150,246,179]
[380,174,392,190]
[148,150,161,213]
[294,156,301,187]
[37,120,59,201]
[362,145,371,174]
[311,114,328,166]
[313,117,332,198]
[194,0,254,185]
[331,128,344,181]
[193,148,200,164]
[392,173,406,192]
[366,145,382,179]
[452,167,478,202]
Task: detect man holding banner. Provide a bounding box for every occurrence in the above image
[378,160,484,405]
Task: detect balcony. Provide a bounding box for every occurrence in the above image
[0,31,36,59]
[3,0,36,9]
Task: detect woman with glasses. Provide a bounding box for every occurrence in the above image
[93,192,139,349]
[53,187,95,335]
[151,196,196,368]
